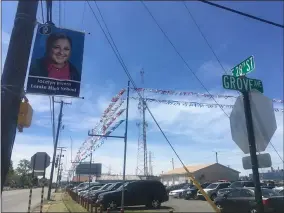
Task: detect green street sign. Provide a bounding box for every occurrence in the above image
[222,75,263,93]
[231,56,255,77]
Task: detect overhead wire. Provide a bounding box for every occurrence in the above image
[198,0,284,29]
[140,1,230,118]
[182,1,283,163]
[87,0,189,170]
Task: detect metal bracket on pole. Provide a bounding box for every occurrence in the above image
[87,132,125,139]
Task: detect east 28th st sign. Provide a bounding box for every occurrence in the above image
[222,75,263,93]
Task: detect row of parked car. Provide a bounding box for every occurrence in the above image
[66,180,169,210]
[167,180,284,213]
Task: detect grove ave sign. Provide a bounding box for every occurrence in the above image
[222,75,263,93]
[230,90,277,154]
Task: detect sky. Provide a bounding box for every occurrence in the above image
[1,1,283,182]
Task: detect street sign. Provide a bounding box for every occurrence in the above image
[231,56,255,77]
[30,152,51,170]
[230,90,277,154]
[242,153,272,170]
[222,75,263,93]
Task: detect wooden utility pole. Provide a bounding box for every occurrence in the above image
[1,0,38,191]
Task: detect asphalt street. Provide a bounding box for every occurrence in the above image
[163,197,215,212]
[2,188,48,212]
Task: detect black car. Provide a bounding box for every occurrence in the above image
[85,182,124,200]
[184,182,211,200]
[214,187,284,213]
[80,184,110,197]
[96,180,169,210]
[217,181,255,197]
[166,182,189,194]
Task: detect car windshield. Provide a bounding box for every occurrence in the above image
[262,188,279,197]
[99,184,110,190]
[111,183,123,190]
[230,182,243,188]
[206,183,218,189]
[116,182,129,191]
[248,188,279,197]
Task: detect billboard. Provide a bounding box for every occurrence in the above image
[75,163,102,176]
[26,24,85,97]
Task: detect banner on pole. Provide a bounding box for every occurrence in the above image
[26,24,85,97]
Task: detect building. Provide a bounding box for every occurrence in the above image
[160,163,240,186]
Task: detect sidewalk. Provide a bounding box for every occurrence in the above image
[33,192,87,212]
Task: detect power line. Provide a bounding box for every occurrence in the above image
[140,1,230,118]
[87,1,189,171]
[182,2,283,164]
[198,0,284,29]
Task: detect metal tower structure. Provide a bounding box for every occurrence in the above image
[149,151,153,176]
[136,69,148,176]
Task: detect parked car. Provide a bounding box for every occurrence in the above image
[214,187,284,213]
[229,181,255,188]
[184,182,211,200]
[74,182,103,193]
[217,181,255,197]
[87,182,124,201]
[79,184,108,196]
[169,184,192,198]
[96,180,169,210]
[197,182,231,201]
[166,182,189,194]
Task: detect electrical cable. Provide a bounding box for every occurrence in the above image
[140,1,229,118]
[81,1,87,30]
[198,0,284,29]
[182,1,284,164]
[87,1,189,170]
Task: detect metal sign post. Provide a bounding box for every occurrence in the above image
[40,155,47,213]
[27,155,36,213]
[87,81,130,212]
[242,90,264,213]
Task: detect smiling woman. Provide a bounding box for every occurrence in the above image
[29,33,80,81]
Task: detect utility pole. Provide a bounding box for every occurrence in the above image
[171,158,175,185]
[243,91,264,213]
[47,101,64,200]
[215,152,218,164]
[1,0,38,191]
[55,147,66,192]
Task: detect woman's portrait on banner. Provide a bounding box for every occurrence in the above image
[29,32,81,82]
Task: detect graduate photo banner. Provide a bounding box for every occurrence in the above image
[133,88,283,103]
[26,24,85,97]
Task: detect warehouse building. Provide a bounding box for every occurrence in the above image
[160,163,240,186]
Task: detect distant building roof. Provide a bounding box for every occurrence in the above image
[162,164,214,175]
[161,163,240,176]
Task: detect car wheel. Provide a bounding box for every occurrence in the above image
[178,193,182,198]
[107,201,117,210]
[210,194,217,201]
[250,209,257,213]
[194,194,198,200]
[151,199,161,209]
[216,203,223,211]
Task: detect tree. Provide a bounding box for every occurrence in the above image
[16,159,31,176]
[16,159,32,187]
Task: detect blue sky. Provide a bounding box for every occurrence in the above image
[2,1,283,180]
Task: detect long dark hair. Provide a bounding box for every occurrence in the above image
[45,33,72,56]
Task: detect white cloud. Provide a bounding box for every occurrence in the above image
[1,31,10,45]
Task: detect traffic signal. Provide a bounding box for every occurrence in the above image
[17,100,33,132]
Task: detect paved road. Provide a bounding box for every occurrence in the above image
[2,188,48,212]
[163,197,214,212]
